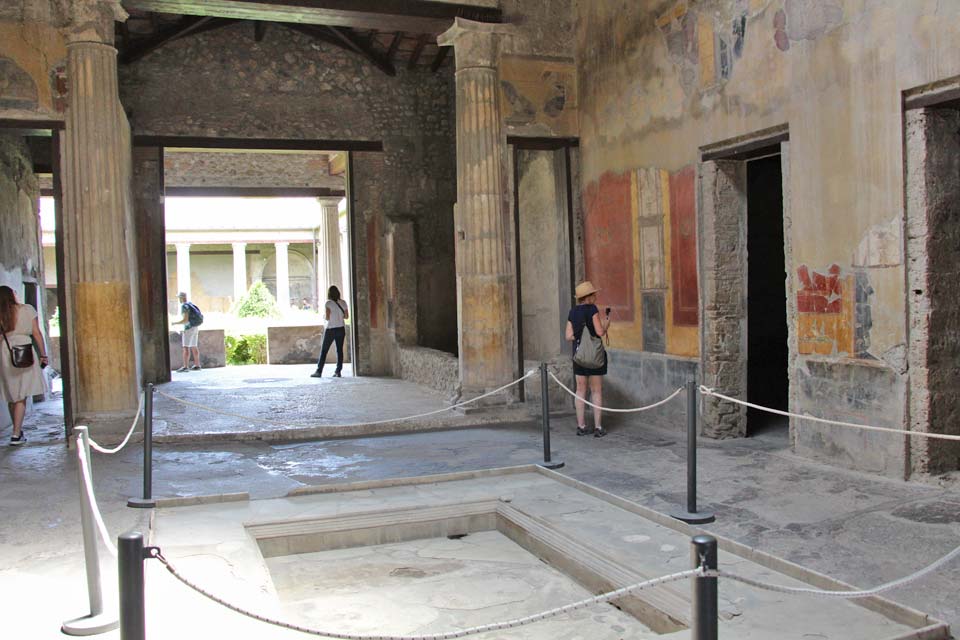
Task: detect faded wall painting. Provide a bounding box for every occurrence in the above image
[796,263,872,358]
[669,166,698,326]
[499,55,578,137]
[583,171,634,322]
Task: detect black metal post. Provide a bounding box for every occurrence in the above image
[691,534,718,640]
[671,381,715,524]
[118,531,146,640]
[539,362,564,470]
[128,384,156,508]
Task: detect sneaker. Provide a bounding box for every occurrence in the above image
[175,366,189,372]
[190,365,202,371]
[310,370,322,378]
[594,427,607,438]
[576,426,591,437]
[333,372,342,378]
[10,433,26,446]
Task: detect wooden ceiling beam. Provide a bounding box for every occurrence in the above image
[430,44,449,72]
[122,0,501,33]
[324,26,396,76]
[408,34,428,69]
[120,15,225,64]
[281,23,393,76]
[386,31,404,63]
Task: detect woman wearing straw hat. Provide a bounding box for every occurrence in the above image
[565,280,610,437]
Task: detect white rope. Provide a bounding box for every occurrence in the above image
[88,391,144,454]
[154,371,537,429]
[151,547,700,640]
[700,386,960,442]
[75,436,118,557]
[549,371,683,413]
[707,542,960,598]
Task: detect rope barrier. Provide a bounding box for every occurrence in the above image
[75,436,118,557]
[549,371,683,413]
[707,542,960,598]
[154,371,537,430]
[700,386,960,442]
[150,546,701,640]
[88,391,145,454]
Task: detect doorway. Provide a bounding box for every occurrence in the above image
[746,154,788,436]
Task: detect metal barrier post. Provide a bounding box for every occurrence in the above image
[62,426,119,636]
[691,534,718,640]
[671,381,715,524]
[128,384,155,509]
[539,362,564,469]
[118,531,147,640]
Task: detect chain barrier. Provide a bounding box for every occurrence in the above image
[149,546,700,640]
[707,541,960,598]
[154,371,537,430]
[88,391,145,454]
[700,386,960,442]
[549,371,683,413]
[75,435,118,557]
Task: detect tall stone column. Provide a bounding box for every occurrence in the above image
[438,18,517,399]
[232,242,247,301]
[318,197,343,295]
[275,242,290,310]
[176,243,191,299]
[61,0,139,429]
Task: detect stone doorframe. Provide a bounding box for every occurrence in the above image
[697,125,793,438]
[903,78,960,476]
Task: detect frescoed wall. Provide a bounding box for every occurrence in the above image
[575,0,960,476]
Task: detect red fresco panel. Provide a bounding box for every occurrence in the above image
[669,166,699,326]
[583,171,635,321]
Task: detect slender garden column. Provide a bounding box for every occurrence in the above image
[61,0,140,427]
[175,243,191,299]
[318,197,342,294]
[438,18,518,399]
[232,242,247,302]
[275,241,290,310]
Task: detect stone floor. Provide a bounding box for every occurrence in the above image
[1,375,958,638]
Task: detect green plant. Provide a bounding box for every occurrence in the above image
[234,282,279,319]
[225,333,268,365]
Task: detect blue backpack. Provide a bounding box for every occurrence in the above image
[185,302,203,327]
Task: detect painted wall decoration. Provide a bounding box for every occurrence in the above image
[796,263,872,358]
[636,167,665,290]
[499,55,578,137]
[583,170,634,322]
[669,166,698,326]
[0,57,38,111]
[641,291,665,353]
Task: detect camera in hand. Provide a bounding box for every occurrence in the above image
[605,307,611,316]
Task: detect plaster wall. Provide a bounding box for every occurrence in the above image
[0,134,43,299]
[0,15,67,121]
[576,0,960,475]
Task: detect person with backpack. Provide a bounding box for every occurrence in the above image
[565,281,611,437]
[172,291,204,372]
[311,285,349,378]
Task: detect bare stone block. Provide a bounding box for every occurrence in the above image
[168,329,226,369]
[267,325,352,365]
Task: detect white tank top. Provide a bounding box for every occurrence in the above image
[325,299,347,328]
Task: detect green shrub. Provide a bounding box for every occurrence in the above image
[225,333,267,365]
[234,282,279,319]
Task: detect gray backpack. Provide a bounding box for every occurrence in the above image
[573,320,606,369]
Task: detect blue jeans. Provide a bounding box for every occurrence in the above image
[316,326,345,374]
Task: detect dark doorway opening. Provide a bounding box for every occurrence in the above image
[746,154,788,436]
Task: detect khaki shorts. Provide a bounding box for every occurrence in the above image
[182,326,199,348]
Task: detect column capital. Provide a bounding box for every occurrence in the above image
[66,0,128,45]
[175,242,191,251]
[317,197,342,208]
[231,241,247,250]
[438,17,517,70]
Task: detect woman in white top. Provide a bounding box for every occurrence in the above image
[311,286,349,378]
[0,286,48,445]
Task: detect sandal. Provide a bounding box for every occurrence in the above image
[576,426,591,436]
[594,427,607,438]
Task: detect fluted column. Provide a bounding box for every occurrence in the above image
[439,18,517,398]
[275,242,290,310]
[61,0,139,426]
[232,242,247,302]
[318,198,343,295]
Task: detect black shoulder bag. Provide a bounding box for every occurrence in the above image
[1,324,34,369]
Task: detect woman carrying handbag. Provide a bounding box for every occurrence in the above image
[0,286,48,445]
[565,281,611,437]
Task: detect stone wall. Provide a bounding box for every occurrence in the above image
[168,329,226,369]
[397,346,459,398]
[0,134,44,312]
[118,22,458,357]
[266,325,352,366]
[163,151,344,190]
[575,0,960,476]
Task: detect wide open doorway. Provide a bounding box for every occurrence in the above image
[699,128,791,439]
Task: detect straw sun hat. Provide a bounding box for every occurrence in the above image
[574,281,600,300]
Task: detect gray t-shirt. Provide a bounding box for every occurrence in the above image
[325,299,347,328]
